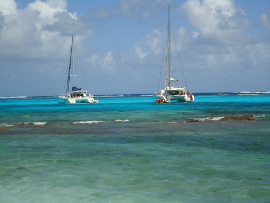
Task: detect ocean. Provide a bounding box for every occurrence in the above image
[0,93,270,203]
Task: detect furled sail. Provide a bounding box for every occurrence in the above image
[66,28,74,94]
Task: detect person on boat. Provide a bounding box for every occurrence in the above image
[187,92,193,100]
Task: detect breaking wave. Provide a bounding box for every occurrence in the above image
[72,121,105,124]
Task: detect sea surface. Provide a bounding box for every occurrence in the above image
[0,93,270,203]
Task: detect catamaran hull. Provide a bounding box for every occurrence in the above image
[167,94,194,102]
[155,94,194,103]
[154,87,194,103]
[58,96,98,104]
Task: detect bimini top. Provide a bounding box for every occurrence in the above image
[72,87,82,91]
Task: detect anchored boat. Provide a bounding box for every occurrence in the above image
[58,24,98,104]
[154,5,194,103]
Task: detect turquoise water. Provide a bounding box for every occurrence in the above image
[0,94,270,203]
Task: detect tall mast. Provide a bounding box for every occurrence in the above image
[71,23,75,90]
[164,5,171,89]
[66,23,75,93]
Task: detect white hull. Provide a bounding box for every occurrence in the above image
[155,94,194,102]
[58,95,98,104]
[154,87,194,103]
[167,94,194,102]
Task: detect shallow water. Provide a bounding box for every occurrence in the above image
[0,94,270,202]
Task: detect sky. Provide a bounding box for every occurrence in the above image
[0,0,270,96]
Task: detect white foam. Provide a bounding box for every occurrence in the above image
[210,117,224,121]
[239,94,259,95]
[33,122,46,126]
[240,91,252,94]
[19,122,30,125]
[16,122,46,126]
[0,123,13,127]
[0,96,27,99]
[193,117,224,121]
[72,121,105,124]
[239,91,270,94]
[115,120,129,122]
[254,115,265,118]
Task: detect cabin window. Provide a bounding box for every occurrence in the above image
[167,91,179,95]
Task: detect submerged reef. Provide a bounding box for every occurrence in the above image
[220,114,254,121]
[0,128,9,131]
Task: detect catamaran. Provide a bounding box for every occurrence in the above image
[58,24,98,104]
[154,5,194,103]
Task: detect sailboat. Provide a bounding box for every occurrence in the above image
[58,24,98,104]
[154,5,194,103]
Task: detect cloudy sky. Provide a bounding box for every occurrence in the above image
[0,0,270,96]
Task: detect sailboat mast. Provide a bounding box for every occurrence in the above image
[165,5,171,89]
[66,23,75,94]
[71,23,75,90]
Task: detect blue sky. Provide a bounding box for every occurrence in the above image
[0,0,270,96]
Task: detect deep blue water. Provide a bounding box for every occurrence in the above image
[0,93,270,203]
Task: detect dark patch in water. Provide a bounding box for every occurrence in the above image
[16,167,27,170]
[221,114,255,121]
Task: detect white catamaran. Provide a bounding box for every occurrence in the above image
[154,5,194,103]
[58,24,98,104]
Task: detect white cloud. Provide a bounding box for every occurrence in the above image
[27,0,67,23]
[172,0,270,75]
[181,0,250,44]
[0,0,17,15]
[147,29,163,55]
[0,0,79,58]
[101,51,115,71]
[134,43,148,59]
[88,51,116,72]
[133,29,163,59]
[261,10,270,29]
